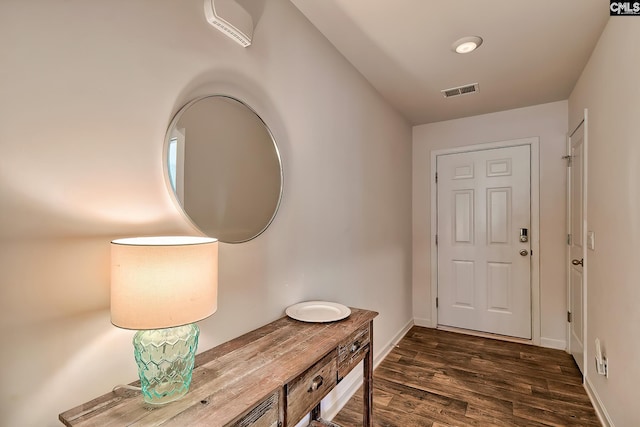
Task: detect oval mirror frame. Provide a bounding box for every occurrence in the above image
[163,95,283,243]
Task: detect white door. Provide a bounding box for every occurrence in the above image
[568,122,586,373]
[437,145,532,339]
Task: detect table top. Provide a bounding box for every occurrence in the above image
[59,307,378,427]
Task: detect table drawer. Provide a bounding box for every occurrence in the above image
[337,323,370,381]
[286,351,337,426]
[225,391,280,427]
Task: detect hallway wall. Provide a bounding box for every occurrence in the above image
[0,1,413,424]
[569,17,640,427]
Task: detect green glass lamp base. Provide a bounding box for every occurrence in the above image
[133,323,199,405]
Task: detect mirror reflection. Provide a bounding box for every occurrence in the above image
[165,95,283,243]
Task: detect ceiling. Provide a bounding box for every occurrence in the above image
[290,0,610,125]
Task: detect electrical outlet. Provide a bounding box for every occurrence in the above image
[595,337,607,377]
[595,356,608,377]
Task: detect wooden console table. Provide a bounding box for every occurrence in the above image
[59,308,378,427]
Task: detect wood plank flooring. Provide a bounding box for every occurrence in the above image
[332,326,600,427]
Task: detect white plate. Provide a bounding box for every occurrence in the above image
[285,301,351,323]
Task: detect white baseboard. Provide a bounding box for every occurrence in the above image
[585,376,614,427]
[540,337,566,350]
[321,318,414,422]
[413,317,431,327]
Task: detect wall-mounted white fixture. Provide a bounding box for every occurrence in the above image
[595,338,608,377]
[452,36,483,54]
[204,0,253,47]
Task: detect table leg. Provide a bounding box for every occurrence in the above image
[363,320,374,427]
[311,403,321,421]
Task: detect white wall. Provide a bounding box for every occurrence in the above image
[569,17,640,427]
[0,1,413,425]
[413,101,568,347]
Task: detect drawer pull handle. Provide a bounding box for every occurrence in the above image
[308,375,324,392]
[351,341,361,353]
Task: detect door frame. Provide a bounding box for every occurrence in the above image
[566,109,588,376]
[430,137,541,345]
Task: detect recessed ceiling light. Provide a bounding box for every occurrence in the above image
[452,36,483,54]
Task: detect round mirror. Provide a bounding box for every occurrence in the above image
[164,95,283,243]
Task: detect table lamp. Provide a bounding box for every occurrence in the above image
[110,236,218,405]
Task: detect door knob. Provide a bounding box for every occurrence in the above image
[572,258,583,266]
[519,250,528,256]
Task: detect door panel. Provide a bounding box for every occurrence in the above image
[452,260,475,308]
[454,191,474,242]
[487,262,511,312]
[488,188,511,243]
[437,145,531,339]
[569,123,585,373]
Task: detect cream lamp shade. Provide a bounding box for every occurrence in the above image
[110,236,218,330]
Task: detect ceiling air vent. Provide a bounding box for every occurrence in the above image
[441,83,479,98]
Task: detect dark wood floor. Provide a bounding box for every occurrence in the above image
[333,326,600,427]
